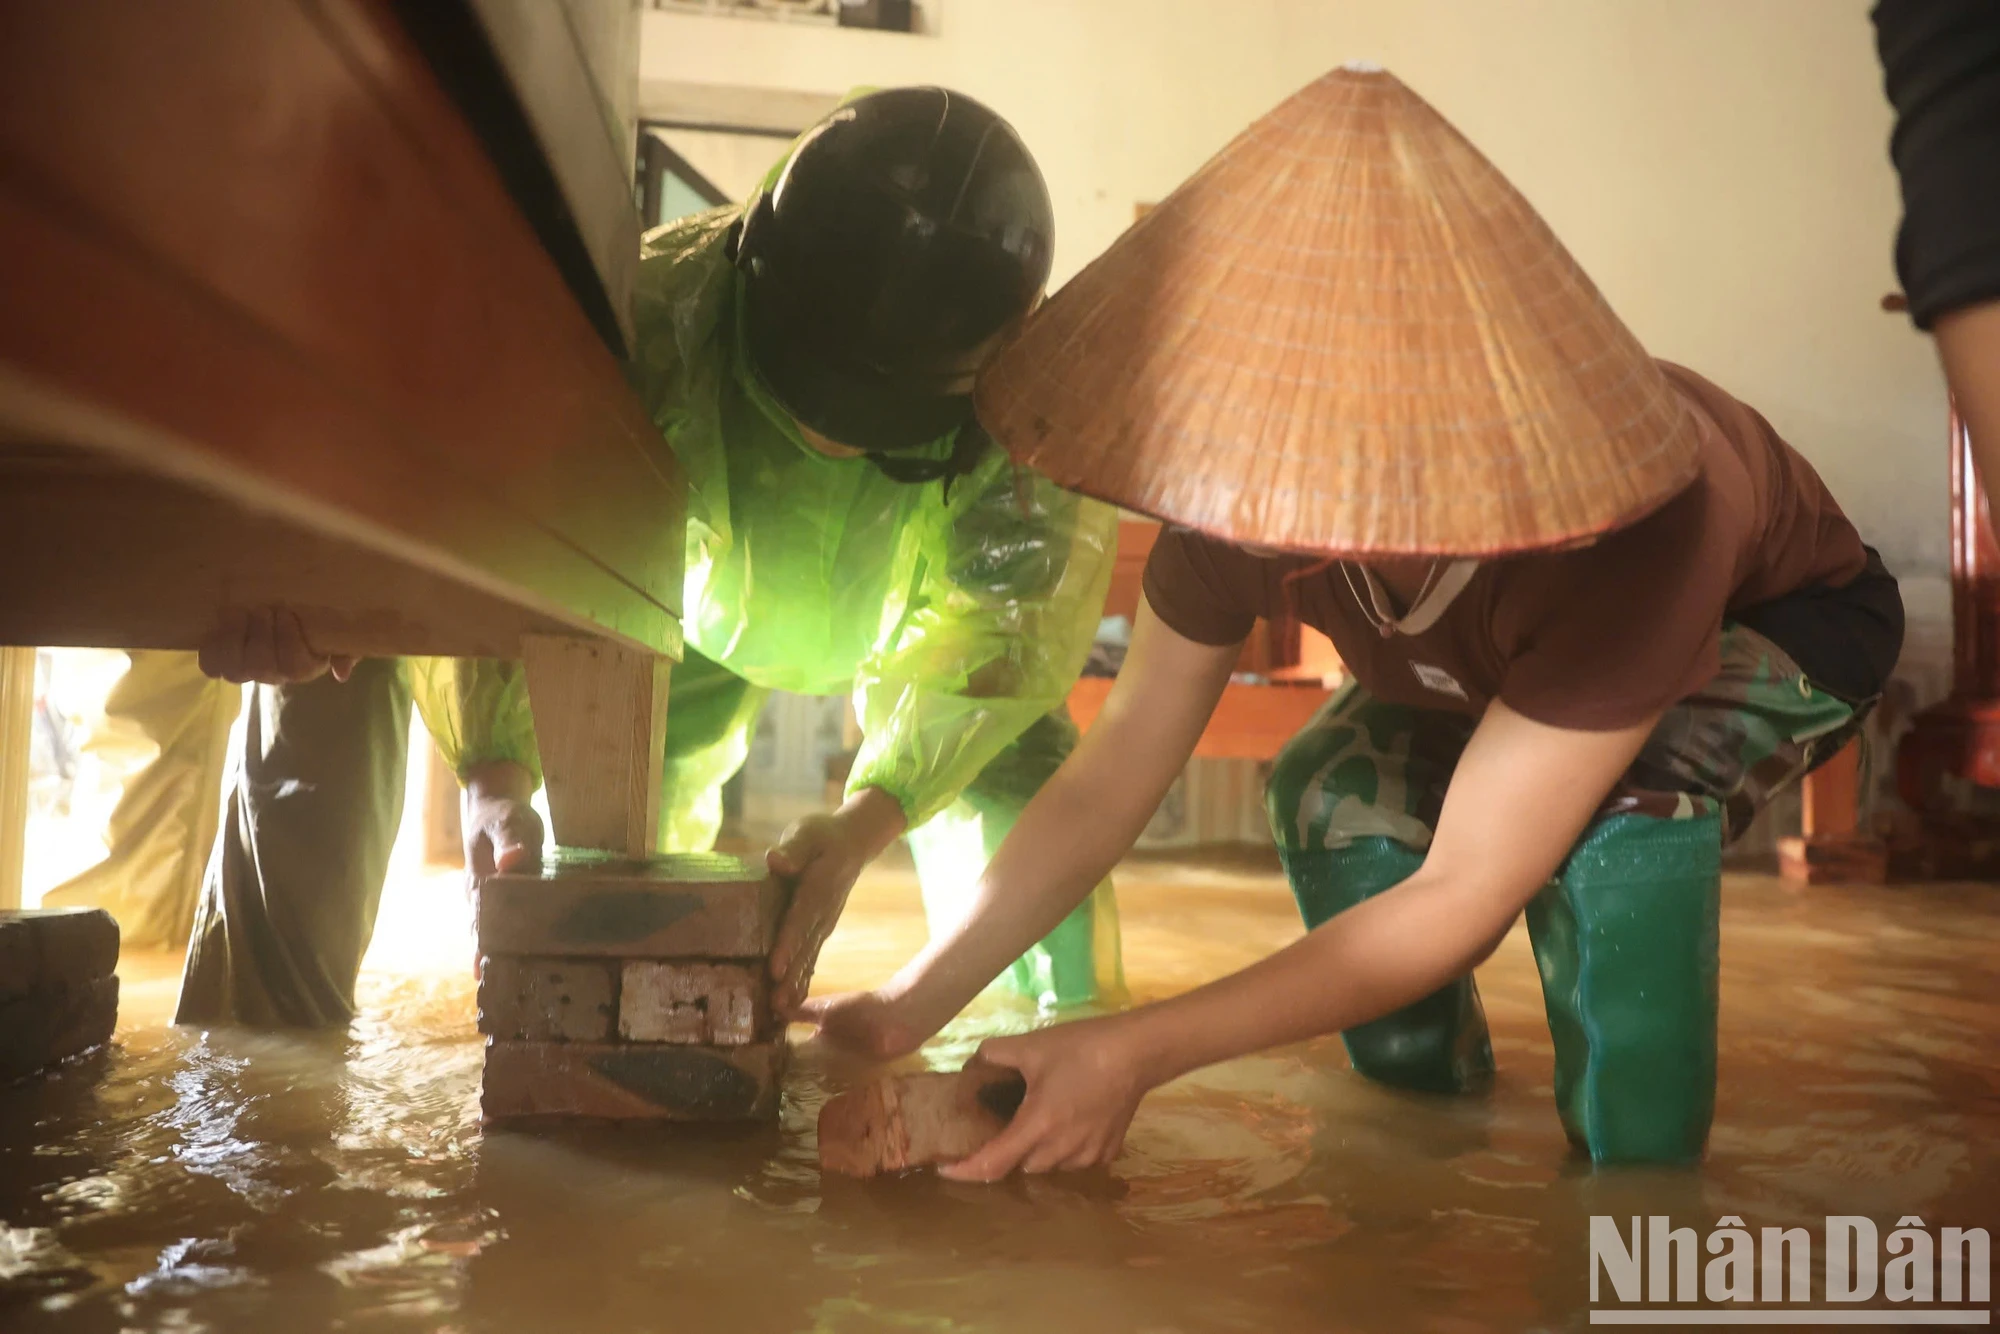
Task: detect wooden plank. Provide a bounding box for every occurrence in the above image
[478,854,780,959]
[0,194,677,659]
[481,1039,785,1122]
[0,456,603,658]
[522,636,670,855]
[423,744,465,868]
[0,648,30,911]
[1801,738,1861,840]
[1779,739,1887,885]
[1068,677,1330,761]
[0,0,684,650]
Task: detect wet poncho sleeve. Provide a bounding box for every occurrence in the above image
[845,449,1116,829]
[409,657,543,790]
[406,214,740,790]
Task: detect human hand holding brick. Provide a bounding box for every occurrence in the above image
[766,787,908,1013]
[818,1063,1029,1177]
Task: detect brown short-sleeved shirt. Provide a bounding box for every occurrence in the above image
[1141,362,1873,731]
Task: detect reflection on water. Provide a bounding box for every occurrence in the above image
[2,853,1997,1332]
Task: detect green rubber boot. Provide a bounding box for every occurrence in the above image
[1281,838,1494,1094]
[1526,813,1722,1165]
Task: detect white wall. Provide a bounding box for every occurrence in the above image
[641,0,1955,602]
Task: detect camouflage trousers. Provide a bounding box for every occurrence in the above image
[1266,623,1867,856]
[1264,622,1873,1164]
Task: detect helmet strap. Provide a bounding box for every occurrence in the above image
[864,427,989,494]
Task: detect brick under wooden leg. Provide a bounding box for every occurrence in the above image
[475,854,789,1125]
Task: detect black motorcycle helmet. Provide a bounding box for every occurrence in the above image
[730,87,1055,480]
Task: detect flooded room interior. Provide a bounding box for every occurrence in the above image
[2,2,1997,1331]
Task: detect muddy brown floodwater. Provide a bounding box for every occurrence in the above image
[2,851,1997,1333]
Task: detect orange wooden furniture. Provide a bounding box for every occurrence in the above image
[0,0,684,857]
[1069,521,1338,759]
[1893,391,2000,878]
[1778,739,1886,885]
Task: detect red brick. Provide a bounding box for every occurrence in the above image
[477,957,616,1041]
[477,853,780,959]
[482,1040,785,1122]
[818,1064,1027,1177]
[618,961,769,1046]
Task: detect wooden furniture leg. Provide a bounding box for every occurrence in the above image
[520,635,670,857]
[482,644,796,1125]
[423,743,465,869]
[1779,739,1887,885]
[0,647,34,911]
[1896,394,2000,878]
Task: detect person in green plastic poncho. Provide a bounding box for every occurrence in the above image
[186,87,1122,1024]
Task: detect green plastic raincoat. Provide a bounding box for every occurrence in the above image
[414,209,1121,1005]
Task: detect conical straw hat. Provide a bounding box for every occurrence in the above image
[975,65,1701,557]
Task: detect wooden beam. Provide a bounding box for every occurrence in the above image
[0,647,33,910]
[424,743,465,868]
[0,0,684,656]
[0,454,614,659]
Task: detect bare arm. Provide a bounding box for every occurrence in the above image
[1118,698,1658,1085]
[942,696,1662,1180]
[807,597,1241,1045]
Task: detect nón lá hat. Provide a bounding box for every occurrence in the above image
[974,64,1701,557]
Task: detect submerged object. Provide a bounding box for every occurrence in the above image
[0,908,119,1083]
[818,1063,1028,1177]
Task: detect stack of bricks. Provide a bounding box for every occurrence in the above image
[476,852,787,1123]
[1,907,119,1084]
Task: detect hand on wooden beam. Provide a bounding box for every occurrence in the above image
[197,605,356,685]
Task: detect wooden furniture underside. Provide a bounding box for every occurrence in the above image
[0,0,686,873]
